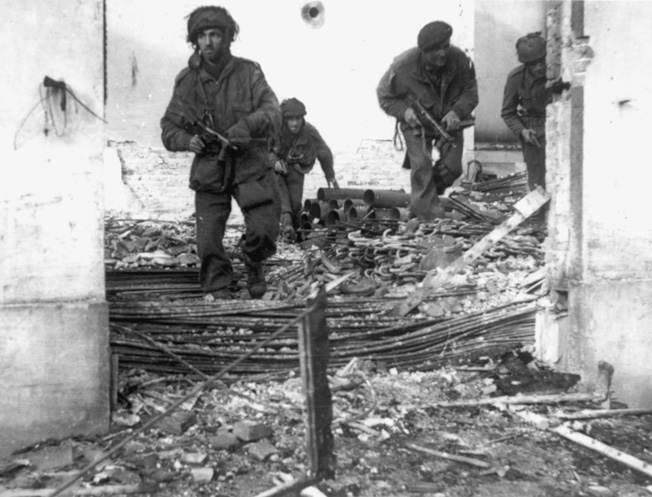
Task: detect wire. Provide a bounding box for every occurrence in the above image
[13,76,107,151]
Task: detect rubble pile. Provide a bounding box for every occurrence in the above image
[3,180,652,496]
[105,182,549,378]
[3,362,652,497]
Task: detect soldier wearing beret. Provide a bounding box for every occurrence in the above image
[377,21,478,220]
[161,6,282,300]
[501,32,551,191]
[270,98,338,243]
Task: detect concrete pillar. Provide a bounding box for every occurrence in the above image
[0,1,109,457]
[543,0,652,407]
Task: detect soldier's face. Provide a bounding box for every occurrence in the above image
[286,117,303,134]
[197,28,226,63]
[527,58,546,79]
[423,40,451,69]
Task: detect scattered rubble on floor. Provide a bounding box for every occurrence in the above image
[3,363,652,497]
[5,180,650,496]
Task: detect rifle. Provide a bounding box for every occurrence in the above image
[408,97,475,156]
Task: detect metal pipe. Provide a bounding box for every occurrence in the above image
[304,198,317,212]
[366,207,401,220]
[317,187,366,202]
[343,198,366,211]
[310,201,336,221]
[363,189,410,208]
[325,209,346,227]
[327,199,340,209]
[347,206,368,221]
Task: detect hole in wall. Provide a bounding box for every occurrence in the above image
[301,1,325,29]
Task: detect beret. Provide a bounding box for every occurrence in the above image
[418,21,453,51]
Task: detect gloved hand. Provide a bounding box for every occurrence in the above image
[227,121,251,148]
[404,107,420,128]
[441,110,461,131]
[274,160,287,175]
[327,177,340,189]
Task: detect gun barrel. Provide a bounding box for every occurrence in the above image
[195,121,229,145]
[410,98,453,142]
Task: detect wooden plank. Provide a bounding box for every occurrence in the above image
[559,407,652,421]
[299,288,335,479]
[433,391,604,408]
[551,424,652,479]
[390,187,550,316]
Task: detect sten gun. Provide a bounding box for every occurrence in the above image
[408,97,475,156]
[184,120,238,161]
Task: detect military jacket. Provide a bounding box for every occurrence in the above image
[270,122,334,179]
[501,64,552,137]
[161,53,281,191]
[377,46,478,123]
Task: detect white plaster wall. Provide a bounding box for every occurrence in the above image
[1,0,106,302]
[107,0,473,152]
[582,1,652,281]
[559,0,652,408]
[0,0,110,455]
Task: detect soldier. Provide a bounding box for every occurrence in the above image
[501,32,551,191]
[271,98,338,242]
[160,6,282,300]
[377,20,478,221]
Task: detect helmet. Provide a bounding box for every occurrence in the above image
[281,98,307,118]
[187,6,238,44]
[516,32,546,64]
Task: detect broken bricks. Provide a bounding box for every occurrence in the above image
[247,440,279,462]
[233,421,273,443]
[190,467,214,484]
[155,410,197,436]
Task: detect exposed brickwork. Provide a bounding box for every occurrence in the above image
[110,140,413,223]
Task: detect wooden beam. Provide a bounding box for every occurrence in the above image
[551,424,652,479]
[433,391,604,408]
[390,187,551,316]
[299,288,336,480]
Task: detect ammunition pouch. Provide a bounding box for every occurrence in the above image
[189,154,232,194]
[235,175,275,212]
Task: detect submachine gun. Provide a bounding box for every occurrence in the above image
[408,97,475,159]
[183,119,242,161]
[183,118,247,193]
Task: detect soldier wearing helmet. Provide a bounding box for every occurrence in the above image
[377,21,478,221]
[161,6,282,300]
[271,98,338,243]
[501,32,551,191]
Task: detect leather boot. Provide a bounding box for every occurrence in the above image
[243,255,266,299]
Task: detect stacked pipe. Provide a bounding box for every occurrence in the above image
[303,188,410,230]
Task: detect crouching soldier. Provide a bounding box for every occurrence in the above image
[501,32,551,191]
[160,6,282,300]
[377,21,478,221]
[271,98,338,243]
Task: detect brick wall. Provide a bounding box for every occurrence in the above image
[108,139,413,223]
